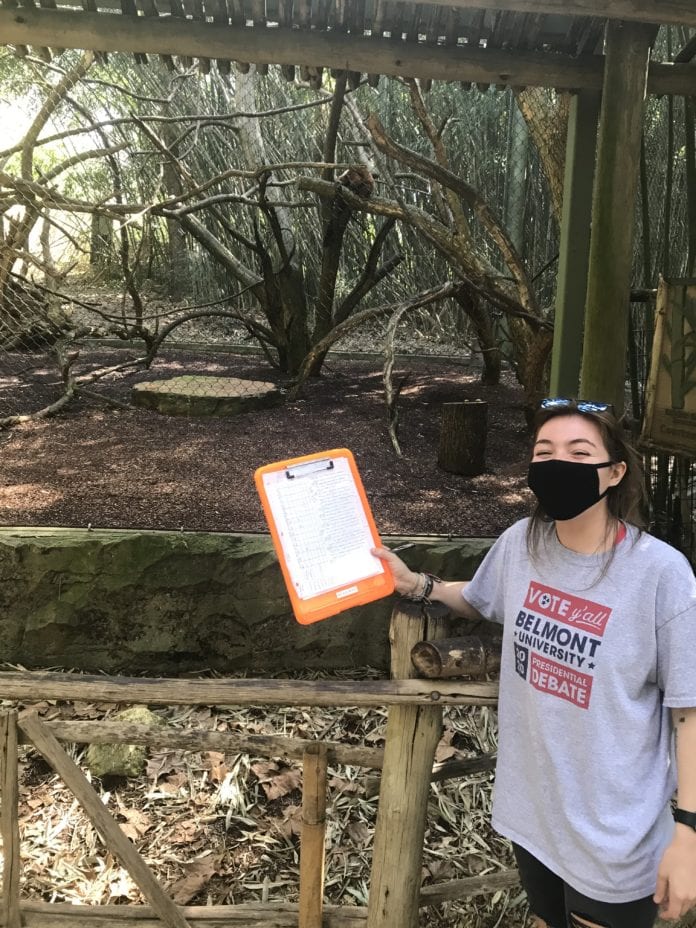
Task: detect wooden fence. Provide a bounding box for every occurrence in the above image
[0,600,516,928]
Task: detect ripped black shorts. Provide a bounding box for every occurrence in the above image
[513,843,658,928]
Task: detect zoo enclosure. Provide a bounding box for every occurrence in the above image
[2,53,696,556]
[0,600,509,928]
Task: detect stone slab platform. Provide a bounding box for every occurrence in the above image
[132,375,283,417]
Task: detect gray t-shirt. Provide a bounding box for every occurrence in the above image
[463,518,696,904]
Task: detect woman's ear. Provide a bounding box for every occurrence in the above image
[609,461,627,486]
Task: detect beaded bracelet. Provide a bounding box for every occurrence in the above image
[405,572,439,603]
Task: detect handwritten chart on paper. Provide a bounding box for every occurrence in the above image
[260,457,384,600]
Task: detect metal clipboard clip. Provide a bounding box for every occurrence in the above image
[286,458,335,479]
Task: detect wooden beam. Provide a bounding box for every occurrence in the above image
[549,89,600,398]
[674,32,696,63]
[8,900,370,926]
[0,711,21,928]
[298,743,328,928]
[0,8,695,95]
[25,718,384,768]
[384,0,696,28]
[43,0,696,28]
[580,21,653,410]
[418,868,520,905]
[367,602,450,928]
[0,669,499,707]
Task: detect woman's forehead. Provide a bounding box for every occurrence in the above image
[535,414,604,445]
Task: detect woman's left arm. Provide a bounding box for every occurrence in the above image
[654,707,696,920]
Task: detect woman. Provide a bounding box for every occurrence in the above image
[374,398,696,928]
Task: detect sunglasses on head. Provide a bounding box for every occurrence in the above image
[540,397,614,415]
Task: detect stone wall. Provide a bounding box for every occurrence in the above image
[0,527,495,674]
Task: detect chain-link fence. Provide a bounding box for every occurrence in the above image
[1,35,694,551]
[0,49,564,425]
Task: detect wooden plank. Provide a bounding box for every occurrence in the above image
[13,900,369,926]
[366,601,451,928]
[370,0,385,36]
[139,0,175,67]
[0,0,28,54]
[298,743,328,928]
[418,868,519,905]
[0,877,517,926]
[430,751,497,782]
[549,89,600,397]
[0,9,692,94]
[0,711,21,928]
[0,669,499,707]
[18,712,193,928]
[579,21,654,410]
[674,32,696,62]
[428,0,696,28]
[208,0,231,74]
[24,718,384,769]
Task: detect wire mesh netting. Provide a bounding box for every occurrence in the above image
[0,28,695,556]
[0,50,562,421]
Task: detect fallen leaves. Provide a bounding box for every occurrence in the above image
[250,760,302,802]
[117,807,152,842]
[169,855,221,905]
[10,671,523,926]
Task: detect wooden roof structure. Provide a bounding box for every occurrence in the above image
[0,0,695,94]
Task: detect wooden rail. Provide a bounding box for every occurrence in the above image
[0,670,498,707]
[0,602,515,928]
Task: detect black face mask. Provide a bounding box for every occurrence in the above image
[527,459,614,521]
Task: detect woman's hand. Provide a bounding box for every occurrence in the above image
[371,546,421,597]
[654,827,696,920]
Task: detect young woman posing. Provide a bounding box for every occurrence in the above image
[374,399,696,928]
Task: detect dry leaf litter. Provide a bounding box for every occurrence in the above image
[2,666,528,928]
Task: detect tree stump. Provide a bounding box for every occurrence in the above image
[437,400,487,476]
[131,376,283,417]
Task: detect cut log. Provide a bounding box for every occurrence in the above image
[411,635,501,679]
[437,400,487,476]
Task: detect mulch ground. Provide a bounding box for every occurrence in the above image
[0,346,533,535]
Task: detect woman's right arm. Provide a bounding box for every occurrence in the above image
[372,546,483,621]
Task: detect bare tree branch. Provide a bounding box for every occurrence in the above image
[365,113,540,316]
[290,280,466,398]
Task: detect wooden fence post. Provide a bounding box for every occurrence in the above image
[366,600,451,928]
[0,710,21,928]
[299,742,328,928]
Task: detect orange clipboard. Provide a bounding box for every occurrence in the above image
[254,449,394,624]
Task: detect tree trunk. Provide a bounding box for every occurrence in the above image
[437,401,487,476]
[161,125,188,300]
[90,213,114,268]
[278,264,312,376]
[514,88,570,226]
[454,291,501,385]
[508,319,554,424]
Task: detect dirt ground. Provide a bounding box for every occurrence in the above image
[0,346,533,536]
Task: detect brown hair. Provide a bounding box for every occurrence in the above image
[526,402,648,558]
